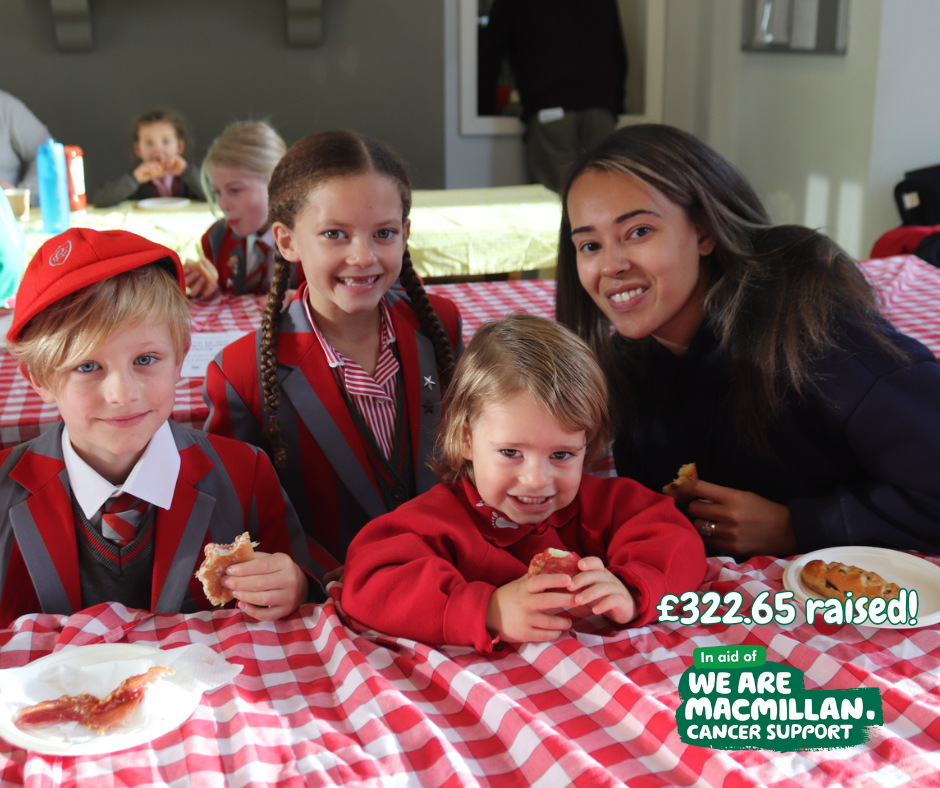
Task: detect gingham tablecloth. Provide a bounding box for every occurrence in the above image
[859,255,940,357]
[0,256,936,452]
[1,554,938,787]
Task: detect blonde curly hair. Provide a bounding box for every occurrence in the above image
[434,313,610,483]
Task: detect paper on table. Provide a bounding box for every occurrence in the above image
[182,330,250,378]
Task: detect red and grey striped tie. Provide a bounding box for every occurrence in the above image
[101,493,149,546]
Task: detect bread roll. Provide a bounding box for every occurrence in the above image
[183,256,219,286]
[800,559,901,602]
[195,532,256,606]
[662,463,698,497]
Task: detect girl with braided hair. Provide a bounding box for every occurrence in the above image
[202,131,462,584]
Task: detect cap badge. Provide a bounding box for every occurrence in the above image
[49,240,72,266]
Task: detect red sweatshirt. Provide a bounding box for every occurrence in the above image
[341,474,705,652]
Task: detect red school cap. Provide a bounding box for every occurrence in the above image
[7,227,186,345]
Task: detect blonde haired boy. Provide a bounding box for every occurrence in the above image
[0,228,313,627]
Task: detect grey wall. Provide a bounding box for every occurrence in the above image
[867,0,940,251]
[662,0,940,259]
[0,0,446,194]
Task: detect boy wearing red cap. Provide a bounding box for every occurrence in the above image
[0,228,315,628]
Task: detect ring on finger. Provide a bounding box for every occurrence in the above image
[699,520,718,537]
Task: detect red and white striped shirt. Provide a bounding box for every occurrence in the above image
[303,287,400,459]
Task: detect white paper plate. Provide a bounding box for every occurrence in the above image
[0,643,199,755]
[783,546,940,629]
[137,197,191,210]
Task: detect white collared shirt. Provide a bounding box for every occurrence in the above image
[244,226,275,279]
[62,421,181,521]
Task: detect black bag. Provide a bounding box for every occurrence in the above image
[914,231,940,269]
[895,164,940,226]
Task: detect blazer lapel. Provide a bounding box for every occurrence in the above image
[281,350,387,522]
[151,424,216,613]
[390,297,442,494]
[276,302,387,522]
[7,425,82,615]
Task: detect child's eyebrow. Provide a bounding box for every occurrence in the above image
[488,439,587,452]
[321,215,402,227]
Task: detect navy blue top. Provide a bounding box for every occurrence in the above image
[612,317,940,553]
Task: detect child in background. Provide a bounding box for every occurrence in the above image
[341,314,705,652]
[203,131,463,583]
[189,120,289,298]
[0,228,314,628]
[92,109,205,208]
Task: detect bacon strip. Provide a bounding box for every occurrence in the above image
[16,666,175,735]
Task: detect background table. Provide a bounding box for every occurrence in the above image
[22,202,214,265]
[22,184,562,280]
[1,553,938,786]
[0,256,937,453]
[410,184,561,277]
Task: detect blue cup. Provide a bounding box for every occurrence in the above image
[36,139,71,234]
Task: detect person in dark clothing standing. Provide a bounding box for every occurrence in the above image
[477,0,627,192]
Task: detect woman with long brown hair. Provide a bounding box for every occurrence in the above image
[556,124,940,557]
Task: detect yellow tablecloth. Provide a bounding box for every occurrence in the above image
[410,184,562,277]
[22,184,563,278]
[23,201,216,263]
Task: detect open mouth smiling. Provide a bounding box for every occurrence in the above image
[609,286,648,304]
[337,275,381,287]
[513,495,553,505]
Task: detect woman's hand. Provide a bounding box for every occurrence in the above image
[223,551,308,620]
[485,574,576,643]
[676,479,797,557]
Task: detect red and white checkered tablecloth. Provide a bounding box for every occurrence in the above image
[859,255,940,359]
[1,555,938,787]
[426,278,556,346]
[0,258,936,453]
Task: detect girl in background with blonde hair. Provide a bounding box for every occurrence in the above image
[341,314,704,652]
[189,120,288,297]
[203,130,462,584]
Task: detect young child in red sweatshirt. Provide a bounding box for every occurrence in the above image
[341,314,705,652]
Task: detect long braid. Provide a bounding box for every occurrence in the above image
[259,251,293,467]
[398,248,455,387]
